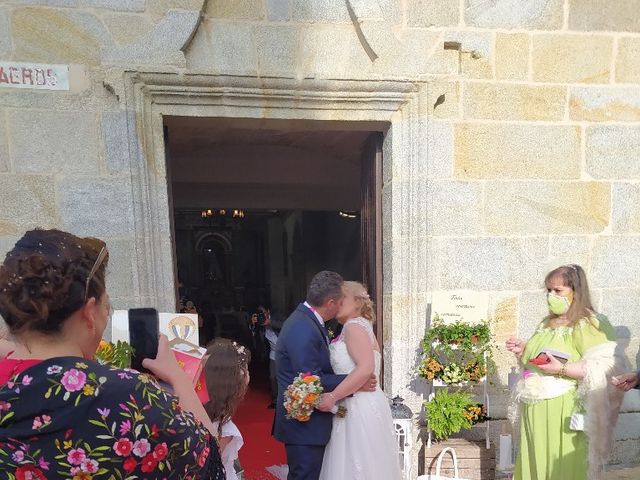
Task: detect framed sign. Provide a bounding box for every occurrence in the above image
[430,290,489,325]
[111,310,200,345]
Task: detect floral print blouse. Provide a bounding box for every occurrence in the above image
[0,357,225,480]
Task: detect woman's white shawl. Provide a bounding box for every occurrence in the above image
[580,340,628,480]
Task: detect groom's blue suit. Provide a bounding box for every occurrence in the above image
[273,304,346,480]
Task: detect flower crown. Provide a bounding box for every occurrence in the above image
[231,341,247,356]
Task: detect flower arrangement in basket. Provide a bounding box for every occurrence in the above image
[418,316,493,385]
[284,372,346,421]
[424,389,490,441]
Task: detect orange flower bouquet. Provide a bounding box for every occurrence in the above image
[284,372,346,421]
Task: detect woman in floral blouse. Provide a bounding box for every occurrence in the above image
[0,229,225,480]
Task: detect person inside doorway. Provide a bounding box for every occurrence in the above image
[253,305,285,408]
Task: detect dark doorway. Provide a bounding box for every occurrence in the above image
[163,117,385,479]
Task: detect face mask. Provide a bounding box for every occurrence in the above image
[547,292,572,315]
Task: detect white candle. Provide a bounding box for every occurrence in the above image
[499,434,512,469]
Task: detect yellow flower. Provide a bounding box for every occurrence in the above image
[139,374,151,384]
[83,384,95,396]
[75,362,89,369]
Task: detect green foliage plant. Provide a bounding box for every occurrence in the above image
[424,389,473,441]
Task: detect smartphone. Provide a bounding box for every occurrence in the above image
[529,353,550,366]
[128,308,159,373]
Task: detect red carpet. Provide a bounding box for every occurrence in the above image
[235,372,287,480]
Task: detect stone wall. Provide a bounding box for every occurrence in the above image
[1,0,640,468]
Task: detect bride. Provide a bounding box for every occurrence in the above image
[317,281,402,480]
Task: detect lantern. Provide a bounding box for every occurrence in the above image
[390,396,413,479]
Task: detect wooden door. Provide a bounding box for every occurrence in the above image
[361,132,384,375]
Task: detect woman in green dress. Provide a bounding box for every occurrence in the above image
[506,264,627,480]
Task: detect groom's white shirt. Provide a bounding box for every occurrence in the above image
[303,301,325,326]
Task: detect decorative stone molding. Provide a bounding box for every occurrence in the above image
[121,72,429,397]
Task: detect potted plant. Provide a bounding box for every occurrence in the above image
[419,316,493,386]
[424,390,490,441]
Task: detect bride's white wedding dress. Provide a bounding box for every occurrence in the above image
[319,318,402,480]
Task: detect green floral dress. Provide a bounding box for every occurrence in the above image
[514,314,616,480]
[0,357,225,480]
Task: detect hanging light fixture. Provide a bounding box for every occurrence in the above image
[338,211,358,219]
[200,209,245,219]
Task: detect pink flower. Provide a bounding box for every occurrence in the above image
[32,417,43,430]
[118,372,132,380]
[67,448,86,466]
[21,375,32,386]
[119,420,131,436]
[113,438,133,457]
[60,369,87,393]
[12,451,24,463]
[0,400,11,412]
[37,457,50,471]
[42,415,51,424]
[522,369,533,379]
[80,459,99,473]
[132,439,151,458]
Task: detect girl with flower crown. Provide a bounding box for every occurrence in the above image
[506,264,628,480]
[203,338,252,480]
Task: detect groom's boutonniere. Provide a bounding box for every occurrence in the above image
[327,328,335,341]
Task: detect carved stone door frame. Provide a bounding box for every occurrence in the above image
[122,73,429,393]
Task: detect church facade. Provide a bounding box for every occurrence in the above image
[1,0,640,468]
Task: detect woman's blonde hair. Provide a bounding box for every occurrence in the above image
[544,264,596,326]
[343,281,375,324]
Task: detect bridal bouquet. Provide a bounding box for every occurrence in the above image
[284,372,347,421]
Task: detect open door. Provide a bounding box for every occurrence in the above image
[361,132,384,380]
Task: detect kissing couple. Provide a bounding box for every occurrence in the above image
[273,271,402,480]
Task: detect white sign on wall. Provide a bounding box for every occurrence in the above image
[0,62,69,91]
[111,310,200,345]
[430,290,489,325]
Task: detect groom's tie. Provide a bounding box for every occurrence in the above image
[321,324,330,345]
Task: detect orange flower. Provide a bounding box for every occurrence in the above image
[304,393,318,404]
[303,375,316,384]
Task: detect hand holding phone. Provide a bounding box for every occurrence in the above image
[129,308,160,373]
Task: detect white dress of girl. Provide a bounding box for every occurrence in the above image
[215,419,243,480]
[319,317,402,480]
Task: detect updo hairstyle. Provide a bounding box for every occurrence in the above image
[343,281,375,323]
[0,229,108,336]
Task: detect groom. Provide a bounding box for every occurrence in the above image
[273,271,376,480]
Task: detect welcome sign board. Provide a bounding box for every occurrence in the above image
[430,290,489,325]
